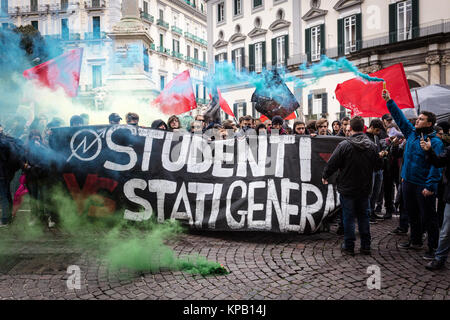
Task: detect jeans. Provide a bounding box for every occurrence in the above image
[340,194,371,250]
[370,170,383,213]
[402,180,439,250]
[0,178,12,224]
[435,203,450,262]
[398,182,409,231]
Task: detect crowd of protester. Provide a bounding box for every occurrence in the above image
[0,90,449,271]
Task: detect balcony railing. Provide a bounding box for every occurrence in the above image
[85,0,105,10]
[171,51,184,60]
[44,33,81,41]
[156,19,169,29]
[84,31,107,40]
[171,25,183,35]
[141,12,154,23]
[157,46,171,55]
[150,43,156,50]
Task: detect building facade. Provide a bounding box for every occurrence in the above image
[207,0,450,123]
[0,0,209,110]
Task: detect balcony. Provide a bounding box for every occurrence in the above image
[171,25,183,35]
[157,46,171,55]
[171,51,184,60]
[85,0,105,11]
[150,43,156,50]
[141,12,154,23]
[156,19,169,29]
[84,31,107,40]
[44,33,81,41]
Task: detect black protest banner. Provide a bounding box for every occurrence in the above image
[49,125,343,233]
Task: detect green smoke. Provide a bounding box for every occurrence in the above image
[1,185,228,277]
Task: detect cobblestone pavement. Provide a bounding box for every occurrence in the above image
[0,215,449,300]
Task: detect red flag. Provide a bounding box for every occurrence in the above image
[23,48,83,97]
[152,70,197,115]
[335,63,414,117]
[217,89,235,118]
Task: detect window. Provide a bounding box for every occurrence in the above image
[92,65,102,88]
[313,94,322,115]
[311,25,321,62]
[173,39,180,53]
[61,18,69,40]
[255,42,263,73]
[31,20,38,30]
[397,0,412,41]
[276,36,285,68]
[173,13,178,27]
[30,0,38,12]
[143,1,148,13]
[93,16,100,39]
[187,45,191,57]
[234,48,242,72]
[196,84,199,98]
[61,0,68,10]
[237,103,245,118]
[233,0,241,16]
[1,0,8,16]
[344,15,356,54]
[218,52,226,62]
[217,2,224,23]
[159,9,164,20]
[203,51,206,63]
[194,48,199,60]
[253,0,262,9]
[160,75,165,90]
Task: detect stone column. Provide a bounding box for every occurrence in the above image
[121,0,140,19]
[425,54,441,85]
[440,54,450,85]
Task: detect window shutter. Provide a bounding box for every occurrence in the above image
[337,18,344,56]
[233,103,238,119]
[262,41,266,69]
[356,14,362,51]
[249,44,255,71]
[271,38,277,66]
[305,28,311,63]
[321,93,328,115]
[241,47,245,70]
[223,53,228,62]
[284,35,289,66]
[243,102,247,116]
[320,24,325,57]
[308,94,313,116]
[389,3,397,43]
[215,54,219,62]
[232,49,236,65]
[412,0,419,38]
[173,39,175,52]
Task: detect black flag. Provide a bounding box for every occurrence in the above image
[251,70,300,119]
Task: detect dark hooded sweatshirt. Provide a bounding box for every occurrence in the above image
[322,133,380,197]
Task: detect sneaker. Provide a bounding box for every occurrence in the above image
[398,242,422,250]
[369,216,378,224]
[374,213,385,221]
[360,247,371,255]
[390,227,408,235]
[423,250,436,261]
[341,243,355,256]
[374,206,382,214]
[425,259,446,271]
[382,213,392,220]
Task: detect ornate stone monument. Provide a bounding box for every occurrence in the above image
[104,0,158,103]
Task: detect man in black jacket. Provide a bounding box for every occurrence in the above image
[0,124,25,226]
[420,138,450,270]
[322,117,380,255]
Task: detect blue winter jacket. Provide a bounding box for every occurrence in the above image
[386,99,443,192]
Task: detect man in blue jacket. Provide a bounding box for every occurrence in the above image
[382,90,443,259]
